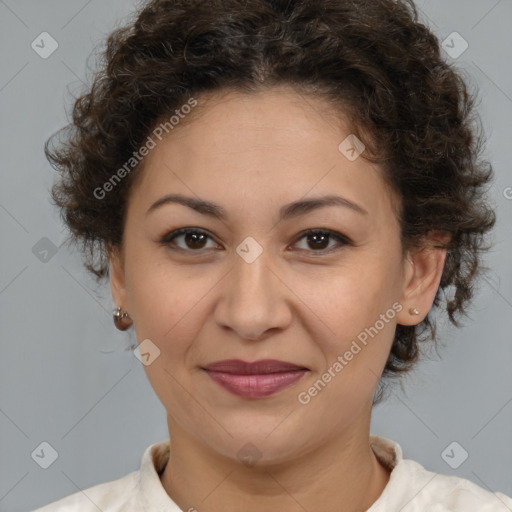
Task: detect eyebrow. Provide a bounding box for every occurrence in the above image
[146,193,368,220]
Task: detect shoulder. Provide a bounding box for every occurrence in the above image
[400,458,512,511]
[31,439,174,511]
[370,435,512,512]
[30,470,139,511]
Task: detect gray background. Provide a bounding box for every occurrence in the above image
[0,0,511,510]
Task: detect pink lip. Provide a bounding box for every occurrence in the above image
[201,359,309,399]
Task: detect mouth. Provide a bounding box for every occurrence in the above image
[201,359,309,399]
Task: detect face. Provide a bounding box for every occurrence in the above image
[109,86,446,464]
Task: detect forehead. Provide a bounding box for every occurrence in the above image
[167,86,351,148]
[129,87,399,223]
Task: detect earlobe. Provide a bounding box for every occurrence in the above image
[396,232,450,326]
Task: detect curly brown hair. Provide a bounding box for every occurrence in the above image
[45,0,496,403]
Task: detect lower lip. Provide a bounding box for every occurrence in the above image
[203,370,308,398]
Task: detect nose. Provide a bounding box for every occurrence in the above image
[213,248,293,341]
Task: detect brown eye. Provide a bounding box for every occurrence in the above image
[182,231,208,249]
[160,227,350,255]
[293,229,350,253]
[161,228,219,251]
[306,231,330,250]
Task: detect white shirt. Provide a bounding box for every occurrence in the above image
[32,434,512,511]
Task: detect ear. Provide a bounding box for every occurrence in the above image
[107,245,127,309]
[396,230,451,326]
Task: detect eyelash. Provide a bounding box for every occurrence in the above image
[159,227,351,255]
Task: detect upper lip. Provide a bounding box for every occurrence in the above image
[201,359,308,374]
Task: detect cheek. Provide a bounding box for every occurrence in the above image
[129,273,200,342]
[124,252,219,358]
[295,259,398,338]
[124,264,210,407]
[289,259,400,394]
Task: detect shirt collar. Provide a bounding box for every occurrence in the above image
[137,438,181,510]
[136,434,405,510]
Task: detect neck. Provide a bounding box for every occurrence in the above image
[159,415,391,512]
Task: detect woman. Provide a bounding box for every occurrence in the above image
[34,0,512,510]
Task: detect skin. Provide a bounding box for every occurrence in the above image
[109,86,448,512]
